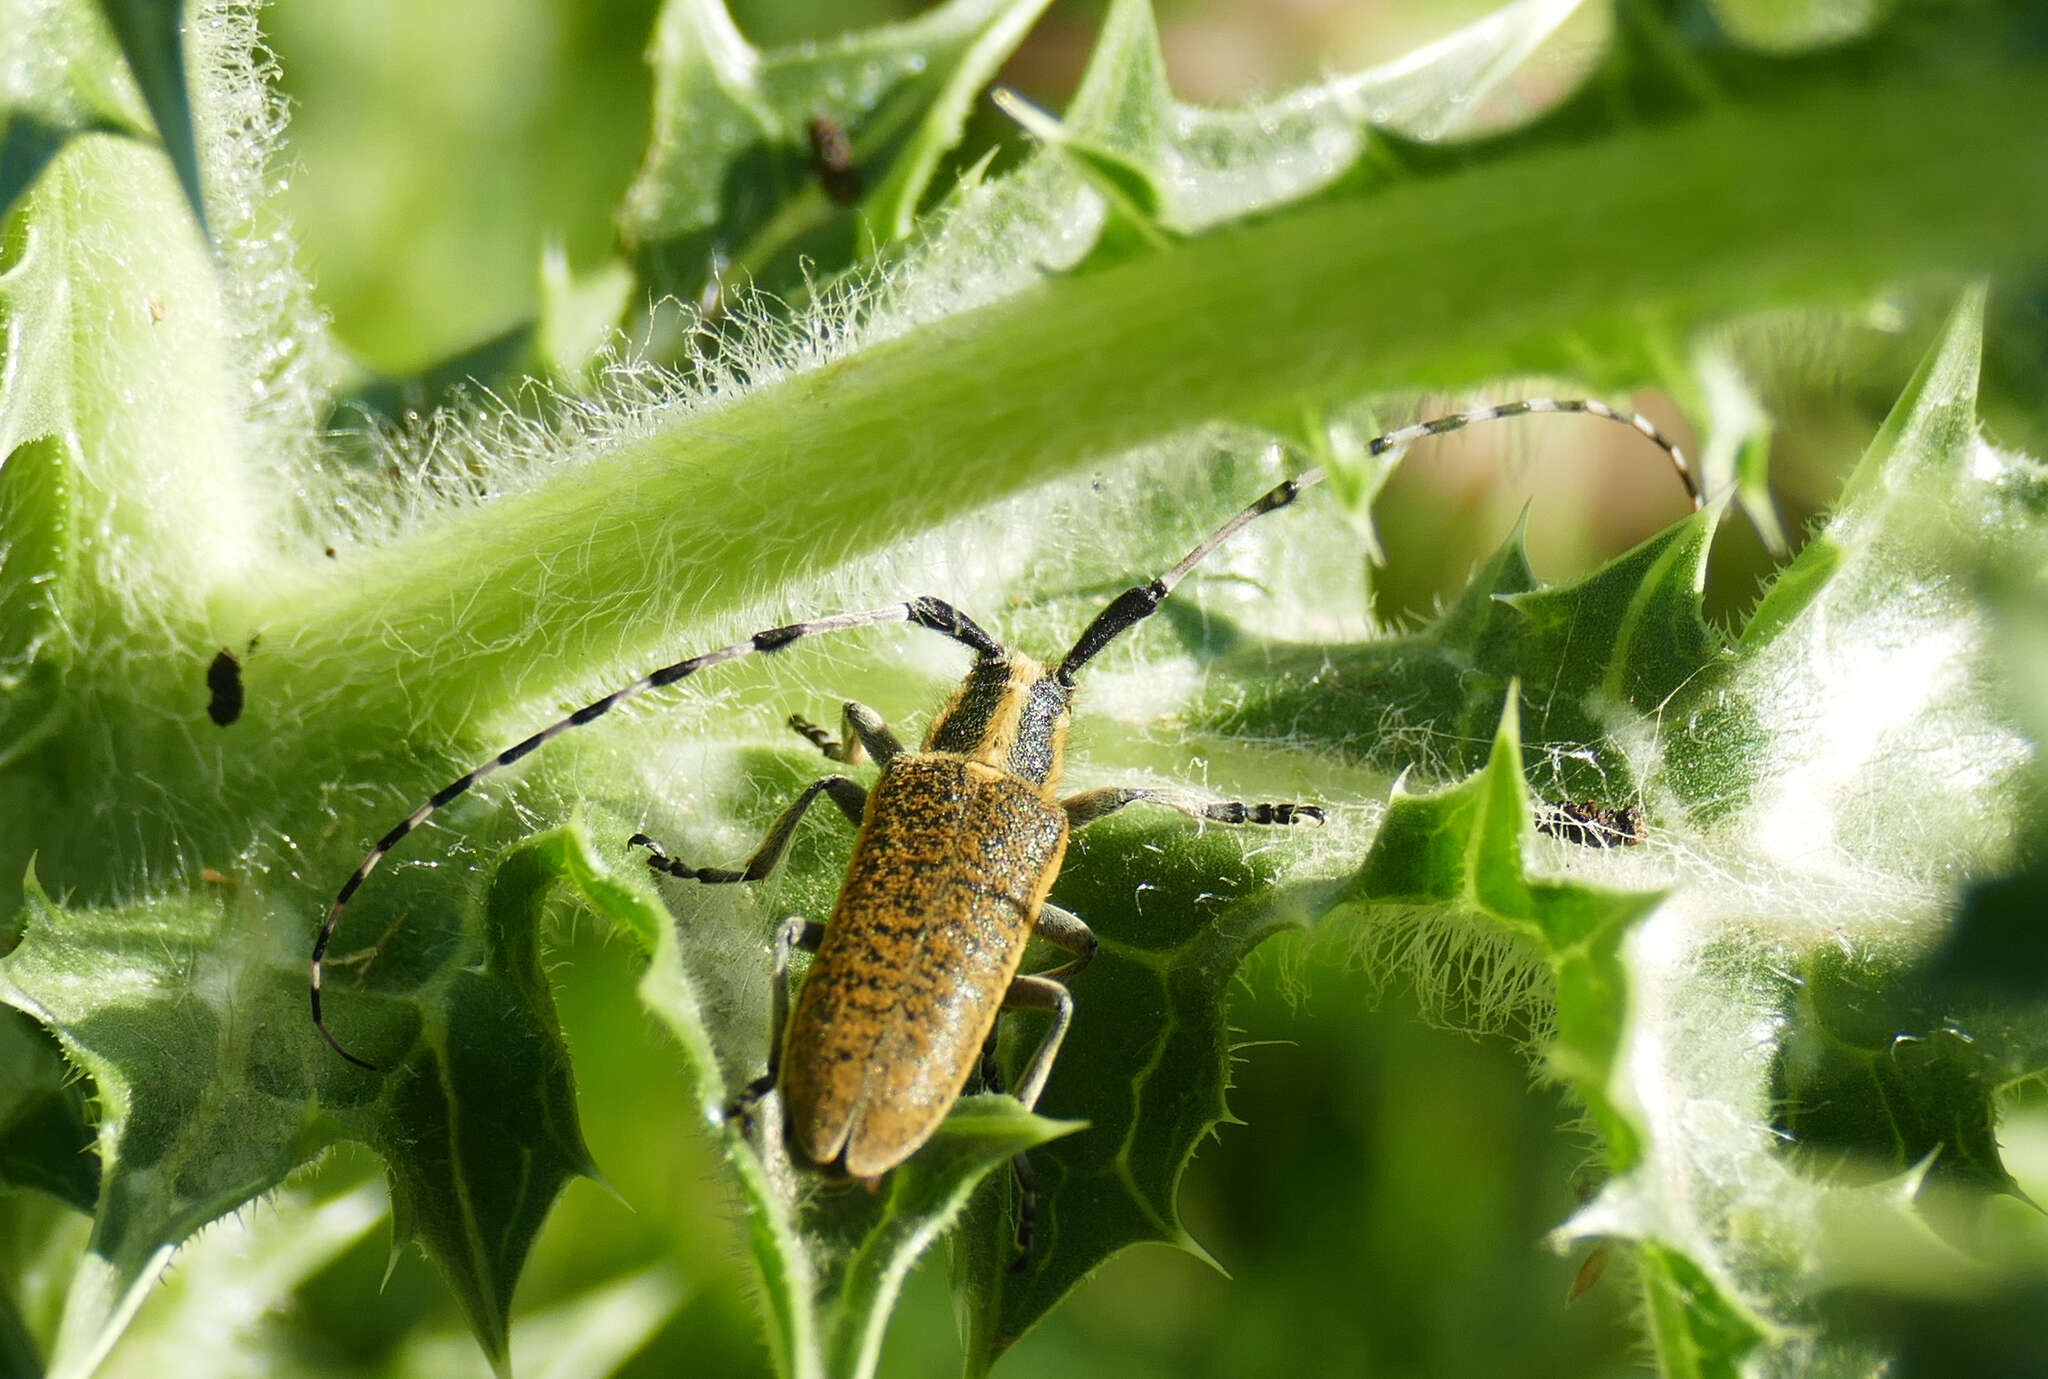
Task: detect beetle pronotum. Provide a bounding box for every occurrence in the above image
[312,399,1699,1195]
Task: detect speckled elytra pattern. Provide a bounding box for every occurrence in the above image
[781,752,1068,1178]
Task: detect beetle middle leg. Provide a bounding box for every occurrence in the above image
[978,901,1096,1099]
[630,774,867,883]
[1063,786,1325,830]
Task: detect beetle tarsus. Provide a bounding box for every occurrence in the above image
[977,1047,1042,1270]
[726,1077,774,1137]
[629,832,748,884]
[1206,800,1325,825]
[788,713,844,759]
[1009,1149,1041,1271]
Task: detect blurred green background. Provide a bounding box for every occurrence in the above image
[251,2,1903,1374]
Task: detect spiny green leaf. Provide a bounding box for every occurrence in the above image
[334,825,600,1374]
[1638,1243,1773,1379]
[989,0,1604,246]
[1500,504,1725,716]
[0,1005,97,1213]
[94,1181,386,1379]
[857,0,1054,245]
[619,0,1053,312]
[348,0,1057,405]
[1666,287,2039,867]
[1347,689,1664,1163]
[0,0,153,225]
[1774,947,2020,1197]
[0,872,322,1379]
[954,811,1327,1372]
[1550,293,2048,1377]
[0,818,598,1377]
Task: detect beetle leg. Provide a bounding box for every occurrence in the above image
[843,701,903,763]
[1032,903,1098,983]
[989,975,1079,1261]
[630,775,867,883]
[978,1038,1048,1268]
[978,1031,1001,1092]
[788,700,903,766]
[1007,1147,1041,1272]
[1001,974,1075,1113]
[1062,786,1324,830]
[992,909,1098,1262]
[731,916,826,1126]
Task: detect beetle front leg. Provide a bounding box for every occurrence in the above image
[630,774,867,883]
[730,916,826,1127]
[1062,786,1324,830]
[788,699,903,766]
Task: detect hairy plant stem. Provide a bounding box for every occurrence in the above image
[239,64,2047,794]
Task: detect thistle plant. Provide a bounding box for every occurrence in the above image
[2,1,2046,1377]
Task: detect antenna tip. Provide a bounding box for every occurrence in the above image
[313,1009,382,1071]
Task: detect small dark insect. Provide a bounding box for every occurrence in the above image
[206,649,245,727]
[311,397,1700,1252]
[807,115,861,206]
[1537,800,1646,848]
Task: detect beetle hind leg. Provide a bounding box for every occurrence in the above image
[1002,974,1075,1114]
[982,973,1079,1268]
[979,1037,1044,1270]
[728,916,825,1131]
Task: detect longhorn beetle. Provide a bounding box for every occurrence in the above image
[312,399,1700,1196]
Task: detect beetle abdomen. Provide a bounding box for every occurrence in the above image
[781,753,1068,1178]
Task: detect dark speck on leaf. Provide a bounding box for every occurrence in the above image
[207,649,244,726]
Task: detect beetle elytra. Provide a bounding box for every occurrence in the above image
[311,398,1700,1188]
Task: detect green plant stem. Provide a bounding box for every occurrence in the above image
[240,63,2047,784]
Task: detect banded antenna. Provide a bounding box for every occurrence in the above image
[1058,397,1698,680]
[313,397,1698,1067]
